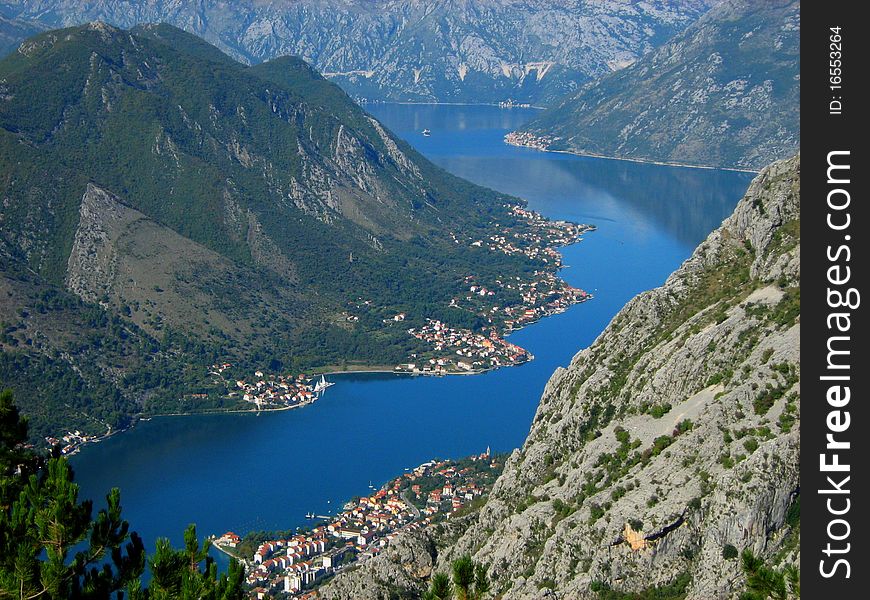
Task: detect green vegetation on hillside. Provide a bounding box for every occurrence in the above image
[0,389,245,598]
[590,572,691,599]
[0,23,580,442]
[739,549,800,600]
[424,555,489,600]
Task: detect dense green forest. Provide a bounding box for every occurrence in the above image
[0,23,575,442]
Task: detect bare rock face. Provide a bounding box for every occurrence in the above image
[65,183,142,305]
[4,0,717,104]
[318,531,437,600]
[446,155,800,599]
[519,0,800,170]
[320,155,800,599]
[63,183,294,343]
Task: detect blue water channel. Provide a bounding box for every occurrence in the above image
[71,104,754,560]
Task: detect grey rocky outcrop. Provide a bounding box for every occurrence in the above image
[320,155,800,599]
[317,531,437,600]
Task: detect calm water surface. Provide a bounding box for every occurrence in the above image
[71,104,753,559]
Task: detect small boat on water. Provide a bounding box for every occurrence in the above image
[422,128,431,136]
[312,375,335,394]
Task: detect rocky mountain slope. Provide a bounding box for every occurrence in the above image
[513,0,799,170]
[0,23,554,440]
[0,0,717,104]
[320,155,800,599]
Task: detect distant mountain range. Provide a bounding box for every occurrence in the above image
[0,0,717,104]
[0,12,41,54]
[0,23,551,441]
[512,0,799,170]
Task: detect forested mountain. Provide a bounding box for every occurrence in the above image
[512,0,799,170]
[0,0,718,104]
[0,23,552,441]
[320,155,801,599]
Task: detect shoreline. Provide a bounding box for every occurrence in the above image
[69,362,520,447]
[209,537,246,563]
[67,320,557,453]
[363,100,547,110]
[68,233,591,453]
[64,191,594,455]
[61,424,127,457]
[505,138,759,174]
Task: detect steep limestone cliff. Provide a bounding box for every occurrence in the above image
[320,155,800,599]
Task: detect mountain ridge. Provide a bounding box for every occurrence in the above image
[0,0,718,104]
[511,0,799,171]
[0,23,576,442]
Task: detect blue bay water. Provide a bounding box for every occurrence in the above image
[70,104,753,561]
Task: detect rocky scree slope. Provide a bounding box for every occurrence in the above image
[516,0,799,171]
[320,155,801,599]
[0,0,717,104]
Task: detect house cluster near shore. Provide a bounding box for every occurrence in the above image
[214,451,503,599]
[498,99,532,108]
[461,206,594,333]
[208,363,333,411]
[233,372,318,410]
[44,430,100,455]
[494,205,593,265]
[504,130,557,151]
[396,207,593,374]
[485,270,591,331]
[399,318,531,374]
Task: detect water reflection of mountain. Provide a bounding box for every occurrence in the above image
[368,104,754,249]
[546,156,754,248]
[434,153,753,249]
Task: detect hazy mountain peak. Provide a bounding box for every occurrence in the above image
[0,0,718,103]
[513,0,799,170]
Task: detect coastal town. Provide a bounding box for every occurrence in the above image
[44,429,103,456]
[497,99,532,108]
[504,130,557,151]
[214,451,504,598]
[208,363,335,411]
[393,206,593,374]
[340,206,595,376]
[472,206,591,267]
[398,319,531,374]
